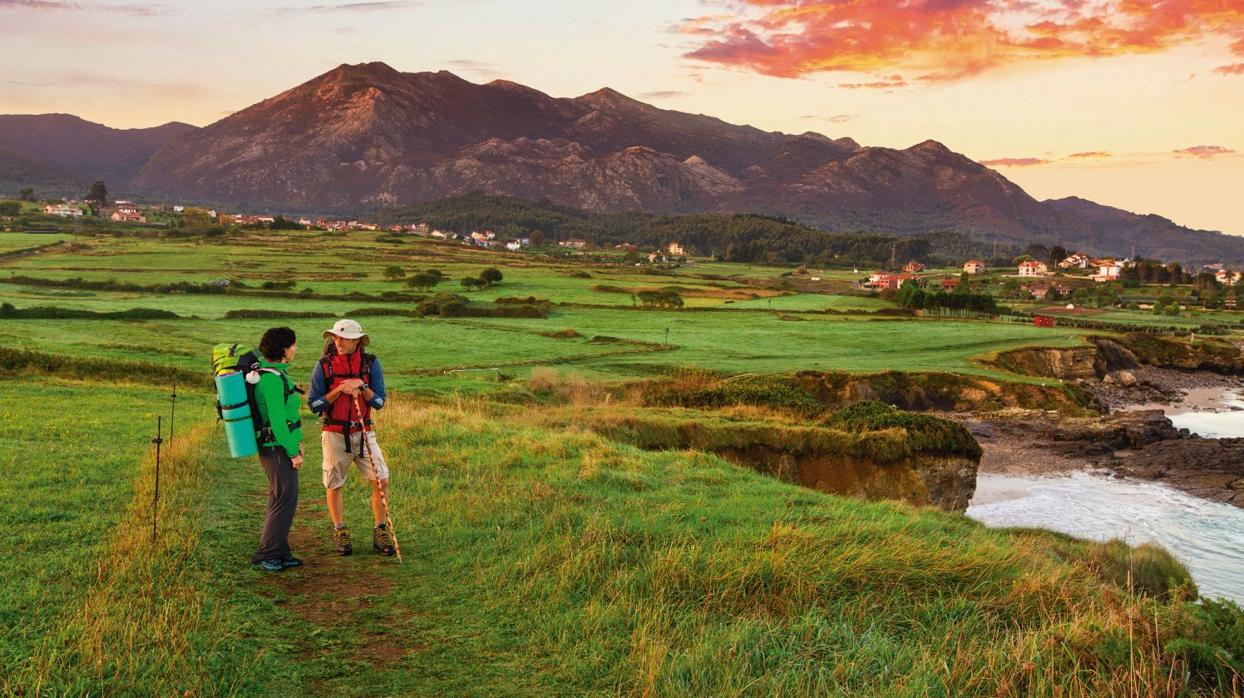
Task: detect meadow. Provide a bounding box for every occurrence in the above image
[1,228,1242,695]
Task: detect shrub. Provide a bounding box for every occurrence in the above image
[0,304,181,320]
[825,401,982,459]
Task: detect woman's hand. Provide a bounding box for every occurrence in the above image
[291,454,303,469]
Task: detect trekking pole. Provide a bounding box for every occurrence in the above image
[152,416,163,545]
[168,381,177,446]
[355,393,402,564]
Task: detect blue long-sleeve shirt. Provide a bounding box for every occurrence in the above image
[307,354,386,416]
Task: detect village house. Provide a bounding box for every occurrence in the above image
[504,240,522,252]
[941,277,960,291]
[1216,269,1240,286]
[1058,253,1090,269]
[560,239,588,250]
[44,203,83,218]
[614,243,638,252]
[1018,260,1048,277]
[667,242,686,256]
[647,252,668,263]
[1093,259,1121,282]
[903,261,926,273]
[1028,283,1070,300]
[963,259,986,275]
[109,201,145,223]
[865,272,920,290]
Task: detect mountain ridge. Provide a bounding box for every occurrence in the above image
[3,62,1241,263]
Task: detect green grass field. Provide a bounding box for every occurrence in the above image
[3,382,1238,695]
[2,229,1242,695]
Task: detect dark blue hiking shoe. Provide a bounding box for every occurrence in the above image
[281,556,303,569]
[253,558,284,572]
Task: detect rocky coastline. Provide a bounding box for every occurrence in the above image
[964,370,1244,508]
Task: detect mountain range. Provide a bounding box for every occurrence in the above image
[3,62,1242,264]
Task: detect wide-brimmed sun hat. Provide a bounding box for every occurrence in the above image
[322,318,370,346]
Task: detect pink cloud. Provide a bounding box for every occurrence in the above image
[980,157,1051,167]
[682,1,1244,83]
[1214,63,1244,75]
[1173,145,1236,159]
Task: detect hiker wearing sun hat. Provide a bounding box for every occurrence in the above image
[306,318,395,556]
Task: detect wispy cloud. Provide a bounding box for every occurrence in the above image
[0,0,173,14]
[799,113,857,123]
[10,70,207,99]
[1214,63,1244,75]
[293,1,417,13]
[444,59,499,72]
[1173,145,1236,159]
[638,90,689,100]
[980,157,1051,167]
[681,1,1244,83]
[1069,151,1112,159]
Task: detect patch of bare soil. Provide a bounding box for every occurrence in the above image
[261,496,423,665]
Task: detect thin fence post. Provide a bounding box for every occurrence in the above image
[168,381,177,446]
[152,416,163,545]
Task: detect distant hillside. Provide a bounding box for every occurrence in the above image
[0,114,195,196]
[4,63,1242,264]
[388,192,1004,266]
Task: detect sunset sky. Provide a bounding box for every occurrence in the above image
[2,0,1241,234]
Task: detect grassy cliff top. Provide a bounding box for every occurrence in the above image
[9,380,1241,696]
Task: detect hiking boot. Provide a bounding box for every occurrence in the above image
[373,523,395,556]
[281,555,304,569]
[253,558,284,572]
[333,525,353,556]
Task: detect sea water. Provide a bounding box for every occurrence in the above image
[969,471,1244,604]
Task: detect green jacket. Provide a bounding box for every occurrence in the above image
[255,358,302,458]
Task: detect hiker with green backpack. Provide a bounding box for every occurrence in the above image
[212,327,305,572]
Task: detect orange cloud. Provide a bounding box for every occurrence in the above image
[1215,62,1244,74]
[980,157,1052,167]
[682,1,1244,82]
[839,75,907,89]
[1173,145,1236,159]
[1070,151,1112,158]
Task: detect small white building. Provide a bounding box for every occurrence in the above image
[963,259,986,275]
[668,242,686,256]
[1093,260,1122,282]
[44,203,83,218]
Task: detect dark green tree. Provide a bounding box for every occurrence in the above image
[0,201,20,216]
[18,188,35,202]
[383,265,406,281]
[407,272,441,292]
[480,267,503,287]
[84,181,108,214]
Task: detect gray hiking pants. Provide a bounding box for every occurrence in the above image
[252,446,299,563]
